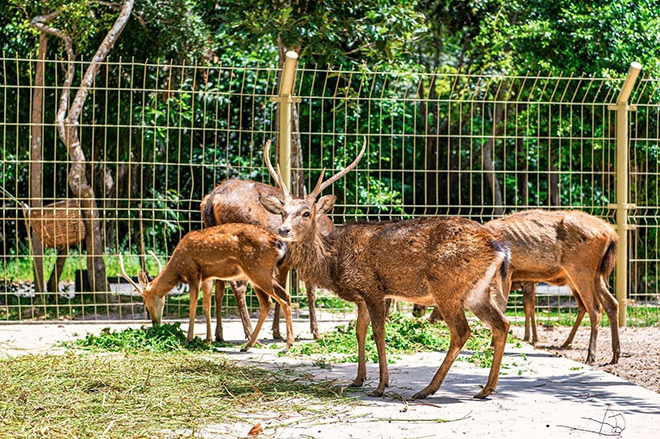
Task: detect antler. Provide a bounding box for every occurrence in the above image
[263,139,291,201]
[148,250,162,274]
[118,254,142,293]
[309,137,367,199]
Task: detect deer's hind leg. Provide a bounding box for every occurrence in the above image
[562,286,586,348]
[564,269,603,365]
[229,281,253,340]
[241,288,271,352]
[520,282,538,344]
[596,277,620,364]
[270,265,290,340]
[467,290,510,399]
[412,303,471,400]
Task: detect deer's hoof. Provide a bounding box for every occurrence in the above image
[473,389,492,399]
[240,346,250,352]
[411,391,428,400]
[367,389,384,397]
[349,377,366,388]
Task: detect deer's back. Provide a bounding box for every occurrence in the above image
[171,223,285,281]
[327,217,504,305]
[201,179,334,234]
[486,210,616,281]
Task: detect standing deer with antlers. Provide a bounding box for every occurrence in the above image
[258,139,512,399]
[118,223,295,351]
[485,210,619,365]
[200,149,334,342]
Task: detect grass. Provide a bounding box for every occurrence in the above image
[61,322,217,352]
[1,323,351,438]
[1,251,163,284]
[505,305,660,327]
[0,352,349,439]
[289,313,517,368]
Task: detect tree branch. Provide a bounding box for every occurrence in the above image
[66,0,135,125]
[30,12,75,142]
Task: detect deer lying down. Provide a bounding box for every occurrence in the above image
[260,140,511,400]
[486,210,619,365]
[118,223,294,351]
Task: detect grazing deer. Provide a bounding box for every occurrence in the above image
[118,223,295,351]
[200,157,334,341]
[259,139,512,399]
[486,210,619,365]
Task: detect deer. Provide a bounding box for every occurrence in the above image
[484,210,620,365]
[200,141,335,342]
[258,139,512,400]
[117,223,295,351]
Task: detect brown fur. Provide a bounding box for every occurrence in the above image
[260,194,511,400]
[200,179,333,341]
[486,210,620,364]
[119,224,294,351]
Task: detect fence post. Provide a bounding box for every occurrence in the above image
[610,62,642,327]
[276,51,301,192]
[272,51,301,295]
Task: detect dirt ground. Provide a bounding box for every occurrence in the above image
[511,325,660,394]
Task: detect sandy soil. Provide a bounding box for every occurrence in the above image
[511,325,660,394]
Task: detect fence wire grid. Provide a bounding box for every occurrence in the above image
[0,56,659,327]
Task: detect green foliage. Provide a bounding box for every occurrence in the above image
[211,0,425,68]
[64,322,212,352]
[290,313,510,368]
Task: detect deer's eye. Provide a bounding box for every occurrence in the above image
[302,211,310,218]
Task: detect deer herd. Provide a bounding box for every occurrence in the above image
[119,137,621,400]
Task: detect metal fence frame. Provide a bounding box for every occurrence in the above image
[1,54,659,327]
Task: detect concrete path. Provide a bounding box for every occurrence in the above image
[1,319,659,439]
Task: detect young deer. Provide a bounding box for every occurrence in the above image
[200,147,335,341]
[259,140,512,400]
[486,210,619,364]
[118,223,295,351]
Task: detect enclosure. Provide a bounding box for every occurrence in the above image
[1,55,660,328]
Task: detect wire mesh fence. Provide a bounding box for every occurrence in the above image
[0,56,658,326]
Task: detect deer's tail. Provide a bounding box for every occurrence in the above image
[599,237,617,281]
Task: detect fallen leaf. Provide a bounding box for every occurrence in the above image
[247,423,263,436]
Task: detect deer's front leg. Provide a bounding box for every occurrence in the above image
[367,300,389,397]
[202,280,213,343]
[187,278,201,342]
[349,300,371,388]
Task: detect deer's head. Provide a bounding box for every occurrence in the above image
[118,251,165,324]
[259,138,366,242]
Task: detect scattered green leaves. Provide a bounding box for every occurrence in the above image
[61,322,213,353]
[290,313,514,368]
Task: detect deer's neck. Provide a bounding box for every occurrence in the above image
[149,267,181,299]
[289,231,336,291]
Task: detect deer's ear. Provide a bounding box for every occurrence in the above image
[316,195,336,216]
[138,271,150,289]
[259,195,285,215]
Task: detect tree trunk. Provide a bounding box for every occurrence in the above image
[31,0,135,298]
[420,76,439,209]
[549,147,560,206]
[31,33,47,299]
[517,137,529,206]
[483,94,505,215]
